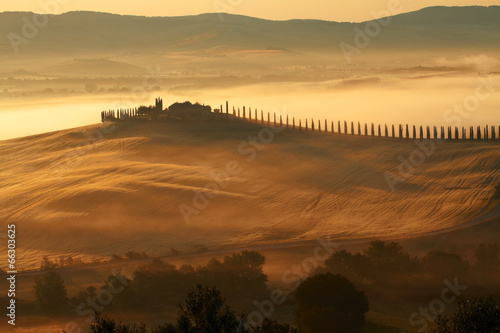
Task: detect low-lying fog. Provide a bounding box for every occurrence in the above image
[1,72,499,141]
[1,51,499,140]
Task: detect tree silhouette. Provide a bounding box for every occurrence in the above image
[132,258,181,308]
[103,273,136,311]
[421,250,469,278]
[89,312,147,333]
[177,284,238,332]
[432,297,500,333]
[33,270,69,313]
[85,280,299,332]
[223,250,265,272]
[363,240,414,274]
[294,273,369,333]
[90,313,116,333]
[71,285,97,305]
[324,249,370,277]
[364,240,403,259]
[252,318,297,333]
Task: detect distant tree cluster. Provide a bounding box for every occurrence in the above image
[130,250,268,310]
[37,250,371,332]
[85,274,370,333]
[322,240,500,284]
[109,251,151,262]
[30,242,500,333]
[320,239,500,332]
[34,250,270,318]
[85,285,297,333]
[38,251,152,270]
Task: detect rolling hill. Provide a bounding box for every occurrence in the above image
[0,6,498,57]
[1,121,498,270]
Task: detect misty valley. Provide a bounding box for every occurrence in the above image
[0,5,499,333]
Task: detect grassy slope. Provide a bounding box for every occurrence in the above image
[1,121,498,271]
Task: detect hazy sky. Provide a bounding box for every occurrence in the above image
[0,0,495,22]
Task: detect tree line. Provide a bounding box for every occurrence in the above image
[21,241,500,332]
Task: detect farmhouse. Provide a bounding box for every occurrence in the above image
[168,101,212,120]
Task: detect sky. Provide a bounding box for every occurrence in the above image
[0,0,495,22]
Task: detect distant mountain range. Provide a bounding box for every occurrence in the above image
[0,6,498,57]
